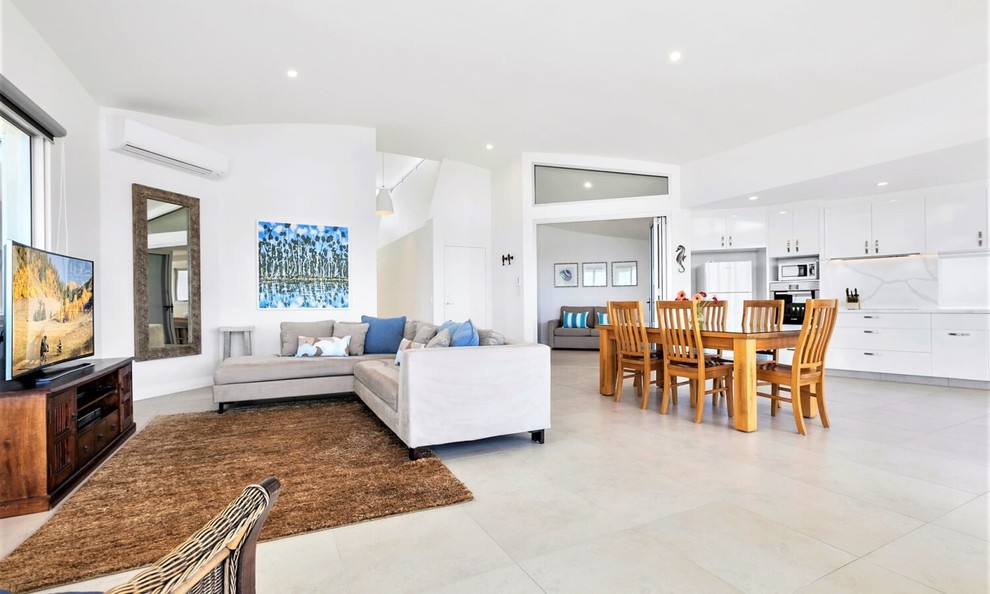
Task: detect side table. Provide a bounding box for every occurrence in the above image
[220,326,255,360]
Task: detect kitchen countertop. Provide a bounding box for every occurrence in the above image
[838,308,990,314]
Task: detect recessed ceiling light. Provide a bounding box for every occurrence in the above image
[748,195,759,201]
[583,181,593,189]
[778,210,787,215]
[485,143,493,150]
[669,51,682,63]
[286,70,298,78]
[876,181,888,187]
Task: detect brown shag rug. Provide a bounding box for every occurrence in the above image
[0,397,472,593]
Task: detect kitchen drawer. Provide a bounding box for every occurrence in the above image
[831,327,931,352]
[931,313,990,331]
[827,348,932,376]
[932,329,990,381]
[836,312,931,329]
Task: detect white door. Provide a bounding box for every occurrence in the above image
[443,246,487,326]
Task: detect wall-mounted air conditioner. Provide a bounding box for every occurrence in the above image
[106,115,229,179]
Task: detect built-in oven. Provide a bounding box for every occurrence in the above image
[778,258,819,281]
[770,281,820,325]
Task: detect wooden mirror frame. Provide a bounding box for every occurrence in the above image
[132,184,201,361]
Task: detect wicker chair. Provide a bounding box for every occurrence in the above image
[104,478,280,594]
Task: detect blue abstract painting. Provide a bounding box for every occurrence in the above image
[257,221,349,308]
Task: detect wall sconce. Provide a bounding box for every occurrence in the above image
[501,254,514,266]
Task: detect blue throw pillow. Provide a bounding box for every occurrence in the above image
[361,315,407,354]
[562,311,589,328]
[597,311,608,325]
[450,319,479,347]
[438,320,461,335]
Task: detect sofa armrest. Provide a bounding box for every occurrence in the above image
[398,343,551,448]
[546,319,561,348]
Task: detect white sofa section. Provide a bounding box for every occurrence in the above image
[353,341,552,457]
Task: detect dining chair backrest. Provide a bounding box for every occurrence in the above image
[793,299,838,375]
[608,301,650,359]
[701,300,727,331]
[742,300,785,332]
[656,300,704,366]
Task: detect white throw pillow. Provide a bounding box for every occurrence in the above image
[295,335,350,357]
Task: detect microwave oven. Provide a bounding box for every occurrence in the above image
[778,258,818,281]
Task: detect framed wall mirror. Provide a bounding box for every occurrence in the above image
[582,262,607,287]
[132,184,201,361]
[611,261,638,286]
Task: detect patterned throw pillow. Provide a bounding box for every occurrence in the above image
[394,337,426,365]
[597,311,608,325]
[562,311,589,329]
[295,336,349,357]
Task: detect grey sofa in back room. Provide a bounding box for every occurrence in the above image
[546,305,608,350]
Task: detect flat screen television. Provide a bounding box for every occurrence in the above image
[3,240,95,382]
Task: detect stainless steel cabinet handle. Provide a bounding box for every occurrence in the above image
[721,235,725,247]
[728,235,733,246]
[863,315,877,319]
[979,231,984,247]
[874,239,879,254]
[864,240,869,254]
[795,238,799,252]
[863,330,876,334]
[947,332,971,337]
[864,352,877,356]
[786,240,790,253]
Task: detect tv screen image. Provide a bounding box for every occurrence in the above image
[5,241,95,380]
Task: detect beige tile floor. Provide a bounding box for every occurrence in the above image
[2,350,988,593]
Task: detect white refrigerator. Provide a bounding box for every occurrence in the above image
[697,261,753,331]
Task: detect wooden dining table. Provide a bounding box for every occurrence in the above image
[598,324,806,432]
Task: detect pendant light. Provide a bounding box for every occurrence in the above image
[376,152,394,216]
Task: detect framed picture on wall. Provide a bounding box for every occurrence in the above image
[611,261,638,286]
[257,220,350,308]
[554,262,579,287]
[582,262,607,287]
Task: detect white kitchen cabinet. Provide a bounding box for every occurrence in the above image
[768,206,820,257]
[827,312,932,376]
[824,193,925,259]
[925,181,988,253]
[931,314,990,381]
[692,211,766,251]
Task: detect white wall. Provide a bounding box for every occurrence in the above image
[377,221,434,321]
[491,158,524,339]
[214,124,378,358]
[98,112,377,399]
[376,157,439,248]
[536,226,650,344]
[682,65,989,207]
[430,159,492,326]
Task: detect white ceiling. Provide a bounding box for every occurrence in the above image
[12,0,988,174]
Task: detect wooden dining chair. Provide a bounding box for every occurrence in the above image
[755,299,838,435]
[743,299,785,364]
[656,300,733,423]
[700,300,728,405]
[608,301,662,409]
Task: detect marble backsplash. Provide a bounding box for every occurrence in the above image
[821,255,938,309]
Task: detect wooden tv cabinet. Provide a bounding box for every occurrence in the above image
[0,358,134,518]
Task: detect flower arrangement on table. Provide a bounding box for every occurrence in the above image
[675,290,719,328]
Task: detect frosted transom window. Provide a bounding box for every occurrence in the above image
[534,165,668,205]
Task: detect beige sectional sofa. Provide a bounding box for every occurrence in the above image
[213,319,551,459]
[547,305,608,349]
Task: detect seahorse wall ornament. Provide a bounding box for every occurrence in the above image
[675,244,686,273]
